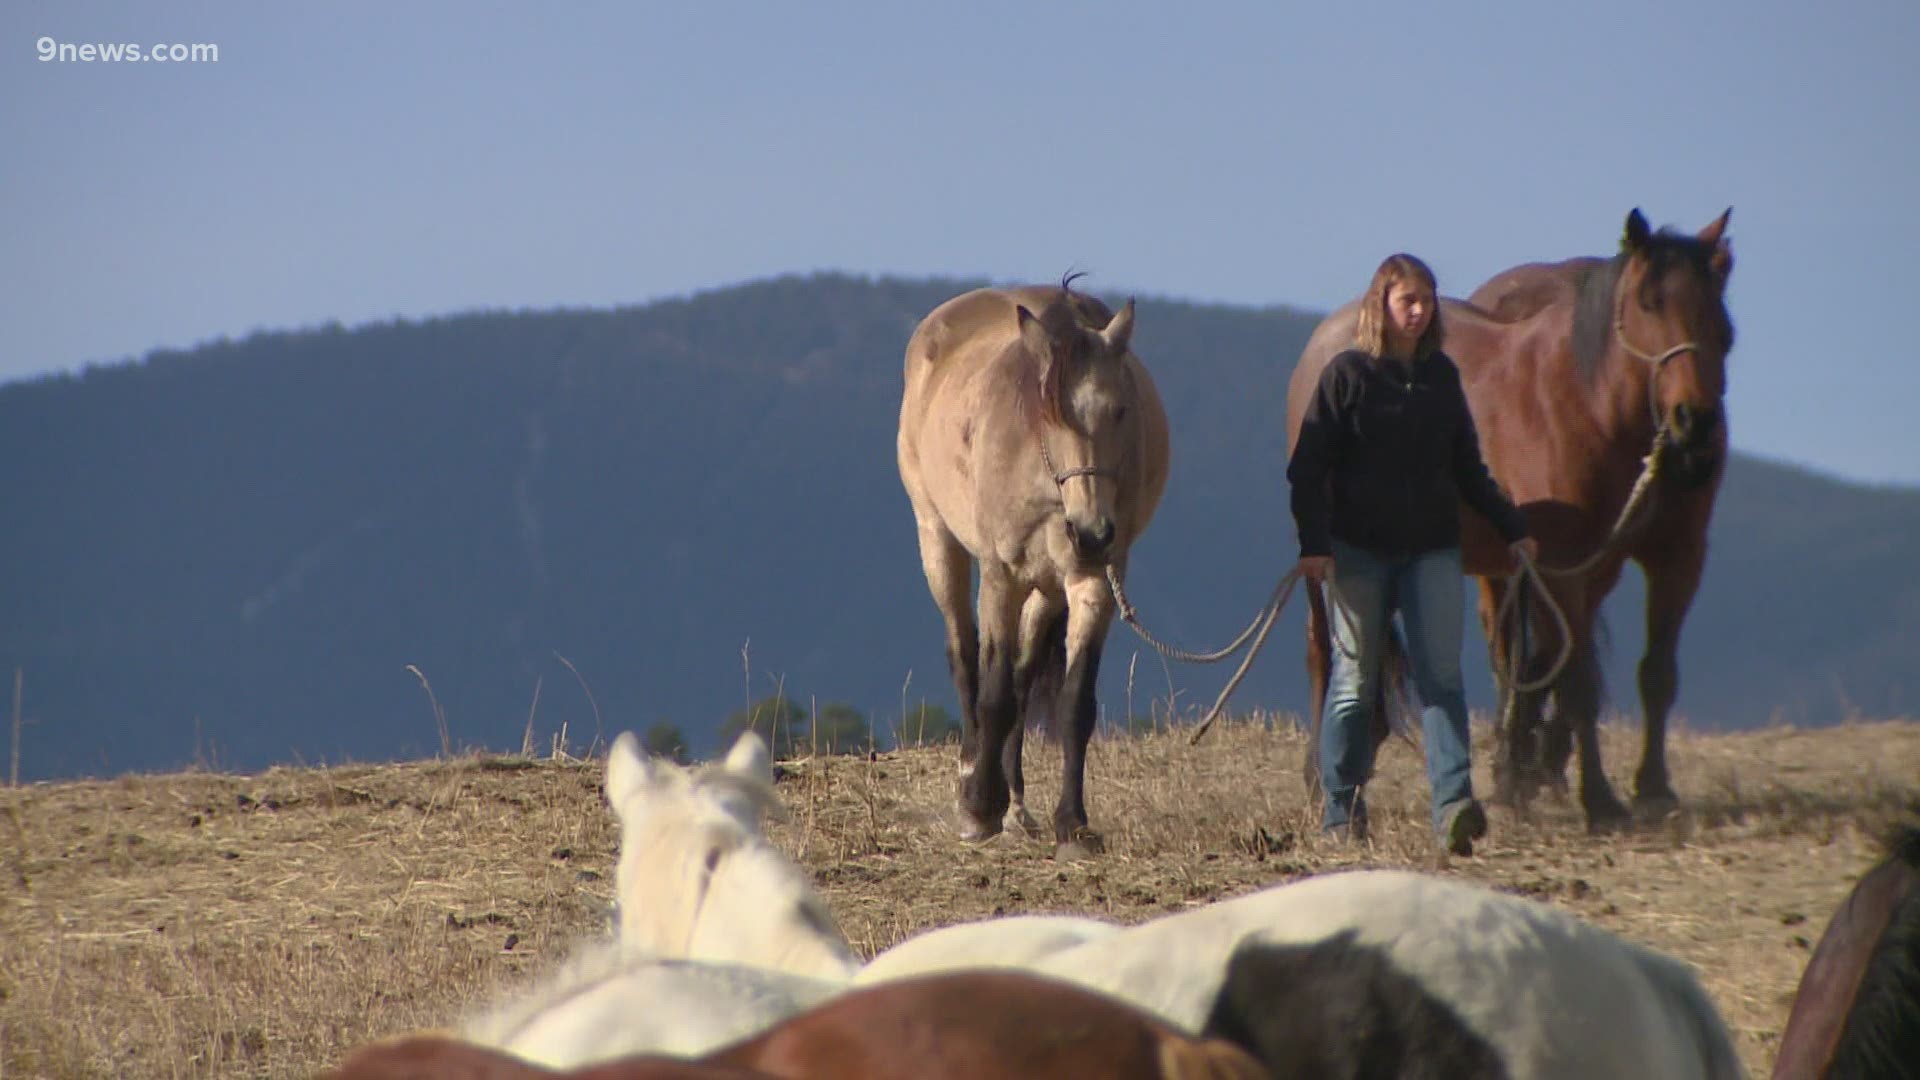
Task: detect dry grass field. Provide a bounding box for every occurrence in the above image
[3,712,1917,1079]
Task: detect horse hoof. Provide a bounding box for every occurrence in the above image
[1055,840,1096,862]
[1055,828,1105,861]
[1632,790,1681,821]
[1490,781,1534,811]
[1584,799,1634,835]
[959,817,1004,844]
[1007,805,1044,838]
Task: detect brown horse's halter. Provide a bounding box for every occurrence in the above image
[1613,285,1703,435]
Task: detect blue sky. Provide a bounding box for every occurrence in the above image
[4,0,1916,486]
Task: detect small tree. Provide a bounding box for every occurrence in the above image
[719,694,807,760]
[811,702,870,755]
[641,721,688,764]
[900,703,961,748]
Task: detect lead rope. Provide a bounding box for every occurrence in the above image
[1105,563,1303,745]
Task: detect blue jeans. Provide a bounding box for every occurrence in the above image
[1321,540,1475,833]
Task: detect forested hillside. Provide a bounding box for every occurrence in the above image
[3,274,1913,780]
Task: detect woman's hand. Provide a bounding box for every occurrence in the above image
[1298,555,1334,582]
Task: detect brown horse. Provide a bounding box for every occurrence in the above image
[1772,823,1920,1079]
[326,971,1268,1080]
[706,970,1269,1080]
[321,1032,767,1078]
[1287,208,1734,830]
[897,278,1170,858]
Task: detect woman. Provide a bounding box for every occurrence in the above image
[1287,253,1537,855]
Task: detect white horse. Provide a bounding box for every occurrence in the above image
[854,913,1121,986]
[587,737,1741,1078]
[1020,868,1747,1080]
[457,942,844,1068]
[602,728,861,981]
[468,731,1746,1078]
[454,731,860,1069]
[608,727,1123,984]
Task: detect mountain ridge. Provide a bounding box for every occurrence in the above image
[2,272,1913,781]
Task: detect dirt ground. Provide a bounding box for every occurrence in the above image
[3,714,1916,1078]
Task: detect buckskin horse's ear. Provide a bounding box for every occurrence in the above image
[1016,304,1054,367]
[1102,298,1136,356]
[1699,208,1734,282]
[1622,208,1652,251]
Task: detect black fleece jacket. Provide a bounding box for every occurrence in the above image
[1287,348,1529,559]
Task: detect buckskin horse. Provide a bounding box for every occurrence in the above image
[1288,208,1735,831]
[897,277,1170,858]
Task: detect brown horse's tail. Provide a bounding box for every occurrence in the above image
[1380,622,1413,744]
[1311,577,1408,754]
[1022,606,1071,742]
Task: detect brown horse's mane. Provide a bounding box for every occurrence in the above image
[1569,230,1733,383]
[1825,821,1920,1077]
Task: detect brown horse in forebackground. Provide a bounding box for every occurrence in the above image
[1771,822,1920,1079]
[325,971,1269,1079]
[897,278,1170,858]
[1287,208,1734,831]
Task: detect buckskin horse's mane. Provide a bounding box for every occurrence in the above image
[1569,230,1732,383]
[1015,272,1106,430]
[1825,823,1920,1078]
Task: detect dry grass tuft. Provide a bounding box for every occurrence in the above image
[3,715,1917,1078]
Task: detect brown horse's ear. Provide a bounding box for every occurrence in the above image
[1697,207,1731,246]
[1699,207,1734,283]
[1102,298,1136,356]
[1622,208,1652,251]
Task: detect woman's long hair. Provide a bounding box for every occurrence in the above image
[1353,253,1445,361]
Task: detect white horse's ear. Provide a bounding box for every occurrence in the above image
[723,731,773,784]
[606,731,655,808]
[1101,298,1135,356]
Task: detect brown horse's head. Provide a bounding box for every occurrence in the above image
[1613,207,1736,484]
[1016,294,1142,566]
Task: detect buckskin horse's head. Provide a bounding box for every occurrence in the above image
[1614,207,1736,486]
[1017,291,1143,566]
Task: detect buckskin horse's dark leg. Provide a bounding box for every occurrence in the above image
[960,571,1022,841]
[1053,578,1114,859]
[1053,634,1105,858]
[1003,595,1065,837]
